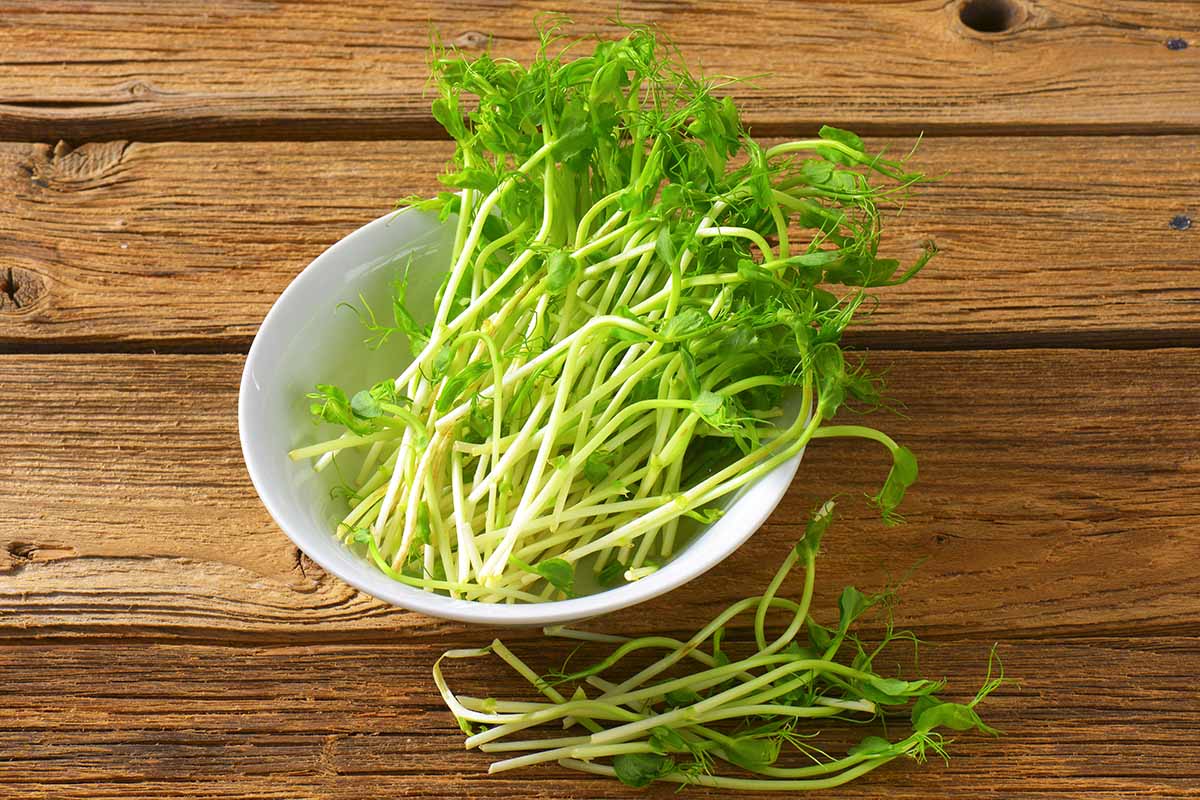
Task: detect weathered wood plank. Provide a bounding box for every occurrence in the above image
[0,637,1196,798]
[2,349,1197,641]
[1,136,1197,350]
[0,1,1197,141]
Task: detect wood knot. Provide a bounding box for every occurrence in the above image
[27,140,131,191]
[957,0,1027,34]
[126,80,158,98]
[0,267,46,313]
[1,540,77,573]
[454,30,489,49]
[6,541,38,561]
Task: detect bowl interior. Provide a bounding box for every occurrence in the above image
[240,209,804,625]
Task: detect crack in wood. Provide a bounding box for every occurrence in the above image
[1,268,19,310]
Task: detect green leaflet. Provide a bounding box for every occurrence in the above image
[546,250,580,293]
[613,752,675,788]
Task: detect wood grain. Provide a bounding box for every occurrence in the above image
[0,1,1198,141]
[0,637,1196,799]
[1,135,1198,351]
[3,349,1197,642]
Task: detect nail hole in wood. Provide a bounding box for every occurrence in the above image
[959,0,1023,33]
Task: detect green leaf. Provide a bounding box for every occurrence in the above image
[552,123,595,164]
[465,402,492,444]
[812,288,840,311]
[546,250,580,293]
[870,677,916,696]
[431,93,468,139]
[430,345,453,379]
[816,125,865,165]
[787,250,843,267]
[910,694,940,726]
[441,166,500,194]
[661,307,711,341]
[693,390,724,422]
[649,726,689,753]
[837,585,872,631]
[583,450,613,484]
[389,267,431,356]
[873,445,918,523]
[611,306,649,342]
[351,390,382,419]
[436,361,491,413]
[813,342,847,418]
[630,375,659,404]
[414,505,432,548]
[655,226,677,267]
[862,676,939,705]
[735,258,774,286]
[914,698,999,736]
[534,558,575,596]
[307,384,373,434]
[663,687,702,708]
[848,735,894,757]
[613,752,675,788]
[806,618,833,651]
[722,737,780,771]
[430,558,447,582]
[795,499,834,559]
[819,125,865,152]
[369,378,399,405]
[724,325,759,354]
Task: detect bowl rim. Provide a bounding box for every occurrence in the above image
[238,210,804,626]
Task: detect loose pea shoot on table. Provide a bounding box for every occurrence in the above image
[287,20,1001,791]
[436,502,1004,791]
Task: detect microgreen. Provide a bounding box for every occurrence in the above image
[289,20,933,600]
[434,505,1004,791]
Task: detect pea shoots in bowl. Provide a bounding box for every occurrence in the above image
[239,25,928,625]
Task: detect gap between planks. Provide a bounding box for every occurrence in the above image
[7,122,1200,145]
[2,331,1199,356]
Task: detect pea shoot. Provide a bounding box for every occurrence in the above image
[290,21,934,600]
[436,502,1004,790]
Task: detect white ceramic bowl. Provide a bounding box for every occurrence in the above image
[239,209,805,626]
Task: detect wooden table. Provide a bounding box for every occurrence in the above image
[2,2,1198,798]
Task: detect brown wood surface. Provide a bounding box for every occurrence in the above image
[3,349,1198,644]
[0,638,1196,799]
[0,1,1198,141]
[1,135,1197,350]
[2,2,1198,798]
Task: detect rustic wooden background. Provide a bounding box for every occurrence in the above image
[2,2,1198,798]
